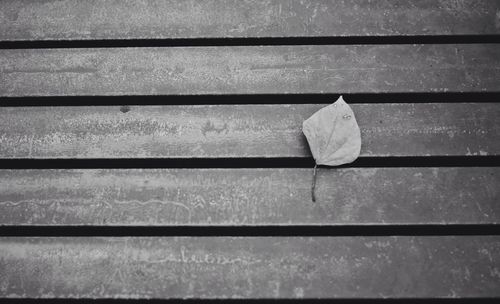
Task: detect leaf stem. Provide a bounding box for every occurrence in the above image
[311,164,318,202]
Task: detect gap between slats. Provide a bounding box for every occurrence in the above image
[0,156,499,169]
[1,225,500,237]
[1,35,500,49]
[2,93,500,106]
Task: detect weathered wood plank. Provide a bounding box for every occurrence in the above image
[0,104,498,158]
[1,0,499,41]
[1,44,499,96]
[0,168,498,225]
[1,237,499,298]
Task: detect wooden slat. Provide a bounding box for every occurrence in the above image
[1,44,499,96]
[1,236,499,298]
[0,168,499,225]
[1,0,499,41]
[0,103,498,158]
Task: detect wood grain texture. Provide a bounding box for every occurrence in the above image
[0,103,498,158]
[1,237,499,298]
[0,168,498,225]
[1,0,500,41]
[1,44,499,96]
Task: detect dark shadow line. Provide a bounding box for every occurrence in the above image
[1,92,500,106]
[1,35,500,49]
[0,156,498,169]
[1,225,499,237]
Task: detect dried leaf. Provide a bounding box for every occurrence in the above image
[302,95,361,201]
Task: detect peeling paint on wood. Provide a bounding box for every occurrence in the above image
[0,236,499,298]
[1,0,499,41]
[0,168,498,225]
[1,44,499,96]
[0,103,498,158]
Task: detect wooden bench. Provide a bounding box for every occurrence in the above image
[0,0,499,300]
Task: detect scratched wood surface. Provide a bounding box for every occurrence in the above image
[1,44,500,96]
[1,0,500,301]
[0,103,498,158]
[1,0,500,41]
[1,236,499,298]
[0,168,498,226]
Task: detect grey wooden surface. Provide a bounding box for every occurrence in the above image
[1,237,499,298]
[0,168,498,226]
[1,103,498,158]
[1,0,499,300]
[1,0,499,40]
[1,44,500,96]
